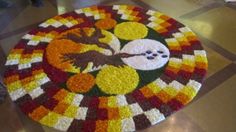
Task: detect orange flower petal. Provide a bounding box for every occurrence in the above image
[95,18,117,30]
[66,73,95,93]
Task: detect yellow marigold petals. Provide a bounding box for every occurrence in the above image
[114,22,148,40]
[119,106,132,119]
[96,65,139,94]
[39,112,60,127]
[108,120,121,132]
[99,30,113,44]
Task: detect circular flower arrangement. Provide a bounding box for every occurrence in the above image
[3,5,208,132]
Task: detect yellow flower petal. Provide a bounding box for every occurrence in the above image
[114,22,148,40]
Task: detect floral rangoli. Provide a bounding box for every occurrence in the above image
[3,5,208,132]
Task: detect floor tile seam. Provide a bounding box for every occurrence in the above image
[194,63,236,101]
[131,0,157,10]
[46,0,58,9]
[179,2,222,19]
[0,22,42,40]
[197,34,236,61]
[0,1,29,33]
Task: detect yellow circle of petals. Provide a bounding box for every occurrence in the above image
[114,22,148,40]
[96,65,139,94]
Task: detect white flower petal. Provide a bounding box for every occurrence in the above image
[154,78,167,89]
[72,94,84,106]
[168,81,184,90]
[76,107,88,120]
[29,87,44,99]
[116,95,128,106]
[122,118,135,131]
[54,116,73,131]
[187,80,202,92]
[27,40,40,46]
[129,103,143,116]
[144,108,165,125]
[9,88,26,101]
[18,63,31,70]
[5,59,19,65]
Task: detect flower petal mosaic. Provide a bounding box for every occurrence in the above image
[3,5,208,132]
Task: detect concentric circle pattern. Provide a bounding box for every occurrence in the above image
[3,5,208,132]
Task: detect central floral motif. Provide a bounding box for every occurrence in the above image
[45,21,170,95]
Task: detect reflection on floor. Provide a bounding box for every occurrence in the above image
[0,0,236,132]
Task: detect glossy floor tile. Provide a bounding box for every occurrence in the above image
[1,0,57,34]
[201,44,231,77]
[183,75,236,132]
[105,0,138,6]
[0,97,24,132]
[57,0,139,14]
[57,0,107,14]
[182,6,236,54]
[142,111,204,132]
[0,46,6,74]
[16,108,45,132]
[0,0,29,31]
[140,0,215,18]
[0,31,27,54]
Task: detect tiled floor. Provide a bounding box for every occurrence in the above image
[0,0,235,132]
[140,0,216,18]
[182,6,236,53]
[1,0,57,34]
